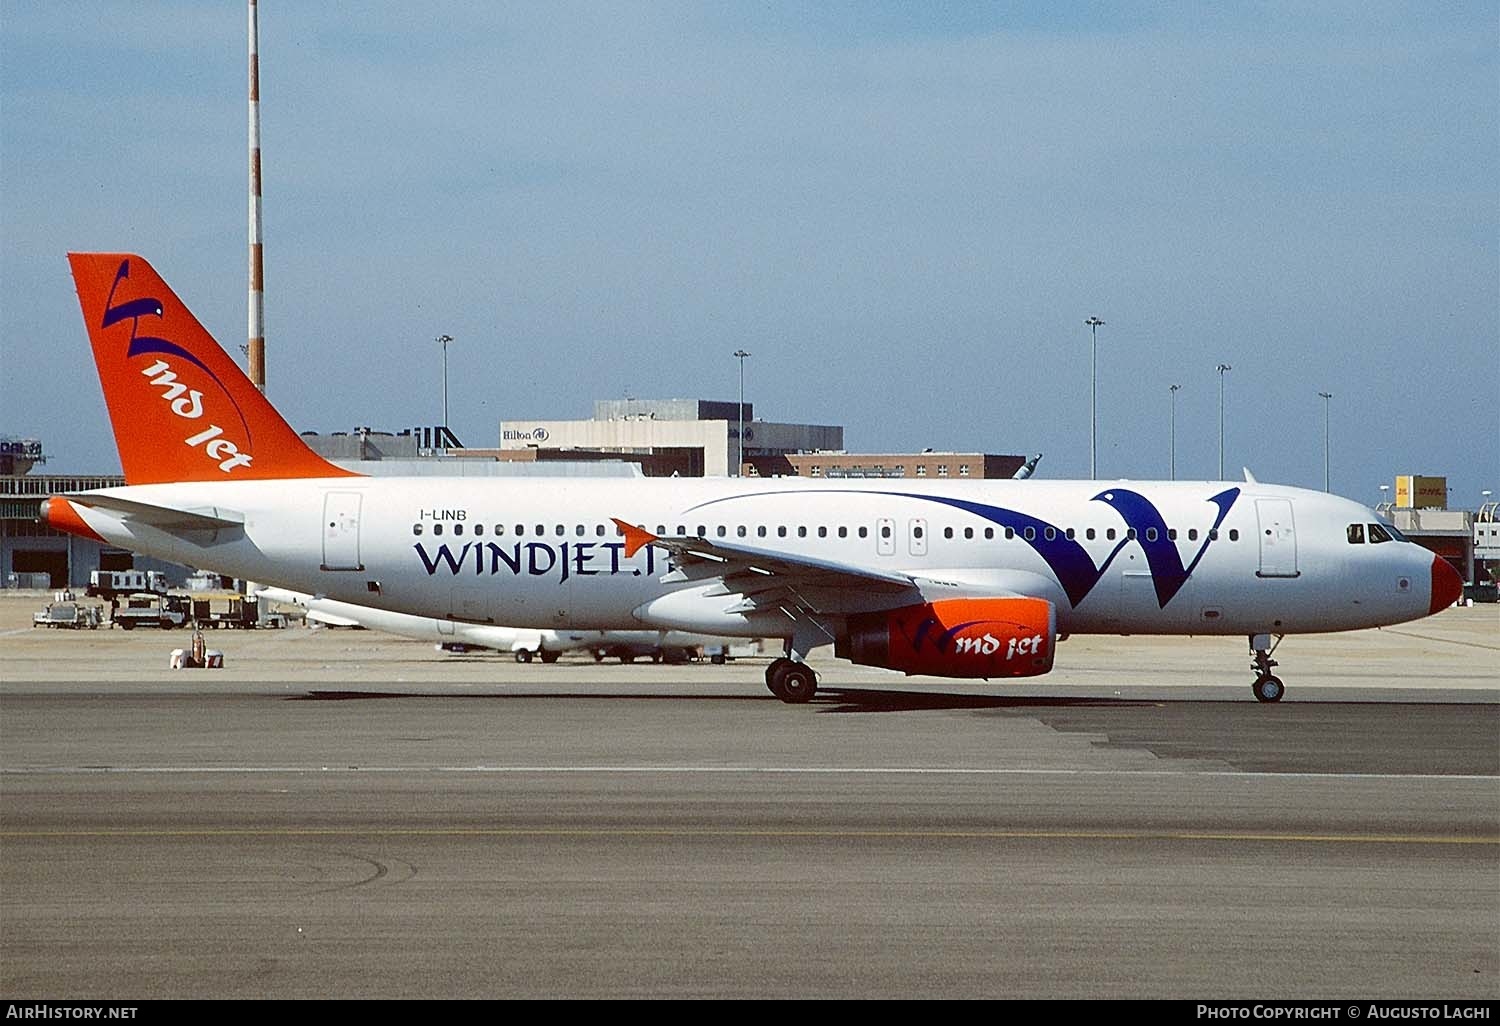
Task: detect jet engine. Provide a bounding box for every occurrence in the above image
[836,597,1056,678]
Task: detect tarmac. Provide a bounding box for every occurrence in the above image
[2,591,1497,998]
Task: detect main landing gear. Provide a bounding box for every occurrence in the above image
[766,657,818,704]
[1249,633,1285,703]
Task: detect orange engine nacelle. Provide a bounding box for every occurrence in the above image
[836,598,1057,679]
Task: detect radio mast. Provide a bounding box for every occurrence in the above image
[247,0,266,392]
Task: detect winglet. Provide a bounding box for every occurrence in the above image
[612,518,657,558]
[67,253,358,484]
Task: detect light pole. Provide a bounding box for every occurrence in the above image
[733,349,750,477]
[1379,484,1390,507]
[435,334,454,435]
[1084,317,1104,479]
[1168,384,1181,480]
[1318,391,1333,492]
[1216,363,1232,480]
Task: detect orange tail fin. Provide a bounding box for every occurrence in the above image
[68,253,356,484]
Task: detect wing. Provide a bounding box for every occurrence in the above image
[611,518,919,615]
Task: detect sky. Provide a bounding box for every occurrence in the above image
[2,2,1496,507]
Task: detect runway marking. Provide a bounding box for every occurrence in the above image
[1379,627,1500,652]
[0,826,1494,846]
[2,765,1497,781]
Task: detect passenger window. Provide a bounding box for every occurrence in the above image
[1023,527,1035,541]
[881,525,891,539]
[858,526,868,538]
[1126,528,1137,541]
[758,526,767,538]
[536,525,545,537]
[1086,528,1096,541]
[516,525,525,536]
[696,526,706,537]
[1146,528,1157,542]
[434,524,443,536]
[944,527,954,540]
[413,524,423,536]
[454,523,464,536]
[577,525,586,536]
[737,526,747,538]
[778,526,788,537]
[1167,528,1176,541]
[1106,528,1117,541]
[984,528,993,540]
[1347,524,1365,544]
[555,525,564,537]
[717,526,727,537]
[1188,528,1198,541]
[818,527,828,538]
[597,525,607,537]
[1368,523,1392,544]
[474,524,483,536]
[1044,527,1056,541]
[838,527,848,539]
[496,525,505,536]
[1005,527,1015,540]
[798,527,807,538]
[1065,528,1075,539]
[1228,529,1239,542]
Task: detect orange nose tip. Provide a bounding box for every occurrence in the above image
[1429,556,1463,615]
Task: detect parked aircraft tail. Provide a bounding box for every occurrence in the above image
[66,253,355,484]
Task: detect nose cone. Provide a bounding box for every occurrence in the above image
[1429,555,1463,615]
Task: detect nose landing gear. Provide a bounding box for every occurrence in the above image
[1250,633,1285,703]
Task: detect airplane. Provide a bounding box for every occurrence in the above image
[255,586,738,664]
[42,253,1463,703]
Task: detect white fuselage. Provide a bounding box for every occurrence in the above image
[63,475,1443,641]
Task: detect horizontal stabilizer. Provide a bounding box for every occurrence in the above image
[54,493,245,532]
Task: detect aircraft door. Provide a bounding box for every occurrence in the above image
[321,491,363,571]
[1255,499,1299,578]
[877,518,895,557]
[908,518,928,557]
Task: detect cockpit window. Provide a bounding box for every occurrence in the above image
[1347,523,1365,544]
[1367,522,1393,544]
[1384,522,1409,542]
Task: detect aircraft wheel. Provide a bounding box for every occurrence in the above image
[766,658,816,704]
[539,650,560,664]
[514,649,533,663]
[765,657,794,696]
[1252,674,1284,703]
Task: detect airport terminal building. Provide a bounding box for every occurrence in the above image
[495,398,843,478]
